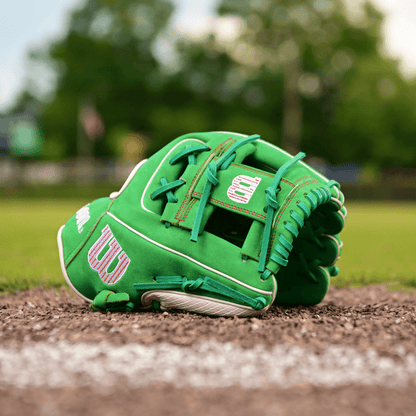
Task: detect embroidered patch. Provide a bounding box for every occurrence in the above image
[76,204,90,233]
[227,175,261,204]
[88,225,130,285]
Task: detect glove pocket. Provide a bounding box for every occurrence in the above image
[273,258,331,306]
[292,227,342,267]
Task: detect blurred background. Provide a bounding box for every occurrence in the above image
[1,0,415,198]
[1,0,416,293]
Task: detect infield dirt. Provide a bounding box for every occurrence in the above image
[1,285,415,415]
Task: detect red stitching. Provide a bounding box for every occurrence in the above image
[174,139,235,221]
[192,191,267,221]
[181,198,196,222]
[218,139,235,157]
[230,164,275,178]
[294,176,312,184]
[230,164,295,187]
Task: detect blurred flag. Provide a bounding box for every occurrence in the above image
[78,101,105,140]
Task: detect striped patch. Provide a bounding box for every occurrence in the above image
[88,225,130,285]
[227,175,261,204]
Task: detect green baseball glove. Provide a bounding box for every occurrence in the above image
[58,131,346,316]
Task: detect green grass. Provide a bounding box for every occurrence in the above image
[0,199,91,294]
[331,202,416,292]
[0,199,415,294]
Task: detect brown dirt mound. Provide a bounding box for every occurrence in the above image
[1,285,416,416]
[1,285,415,356]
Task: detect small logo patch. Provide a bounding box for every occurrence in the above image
[227,175,261,204]
[76,204,90,233]
[88,225,130,285]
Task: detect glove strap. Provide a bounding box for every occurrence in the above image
[134,276,267,311]
[90,290,135,313]
[190,134,260,242]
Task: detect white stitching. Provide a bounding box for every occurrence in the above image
[107,212,275,296]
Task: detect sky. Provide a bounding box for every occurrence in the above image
[1,0,416,112]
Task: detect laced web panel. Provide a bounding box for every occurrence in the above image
[148,134,341,289]
[149,143,211,211]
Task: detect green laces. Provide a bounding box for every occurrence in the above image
[150,178,186,203]
[190,134,260,242]
[134,275,267,311]
[258,152,306,279]
[150,144,210,204]
[170,144,210,165]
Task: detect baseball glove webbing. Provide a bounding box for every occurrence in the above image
[58,131,346,316]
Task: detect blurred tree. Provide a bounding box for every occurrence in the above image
[11,0,416,169]
[330,53,416,167]
[215,0,389,155]
[25,0,174,158]
[170,0,416,167]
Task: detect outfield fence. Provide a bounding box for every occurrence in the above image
[0,157,415,200]
[0,157,135,186]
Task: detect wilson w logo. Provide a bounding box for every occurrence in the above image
[88,225,130,285]
[227,175,261,204]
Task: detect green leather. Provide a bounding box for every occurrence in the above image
[58,131,346,315]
